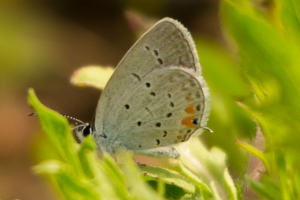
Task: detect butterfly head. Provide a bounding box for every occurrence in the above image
[61,115,94,143]
[74,122,93,142]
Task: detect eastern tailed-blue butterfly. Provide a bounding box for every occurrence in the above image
[75,17,211,159]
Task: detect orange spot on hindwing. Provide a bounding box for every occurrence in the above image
[181,116,197,128]
[185,105,195,114]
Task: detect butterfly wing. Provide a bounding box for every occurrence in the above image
[113,66,210,150]
[93,18,210,152]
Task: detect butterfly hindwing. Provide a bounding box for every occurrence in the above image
[111,67,210,150]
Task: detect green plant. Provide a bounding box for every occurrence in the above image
[220,0,300,199]
[28,88,238,199]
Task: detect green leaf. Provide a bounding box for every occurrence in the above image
[28,88,81,173]
[33,160,100,199]
[121,154,165,200]
[101,154,130,199]
[235,140,269,173]
[178,139,226,185]
[223,168,238,200]
[210,182,222,200]
[177,139,230,199]
[77,136,96,178]
[179,162,213,199]
[140,164,195,194]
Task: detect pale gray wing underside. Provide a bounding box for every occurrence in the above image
[94,18,203,134]
[111,67,210,150]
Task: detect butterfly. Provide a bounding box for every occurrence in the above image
[75,18,211,159]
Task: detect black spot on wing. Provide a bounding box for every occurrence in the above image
[163,131,167,137]
[157,58,163,65]
[156,139,160,145]
[196,104,201,111]
[166,113,172,117]
[192,118,199,125]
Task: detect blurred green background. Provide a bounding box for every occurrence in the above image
[0,0,275,199]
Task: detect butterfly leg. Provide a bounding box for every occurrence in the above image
[134,147,180,159]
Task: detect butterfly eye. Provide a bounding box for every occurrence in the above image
[82,124,92,137]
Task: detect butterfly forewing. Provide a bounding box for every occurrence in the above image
[94,18,202,134]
